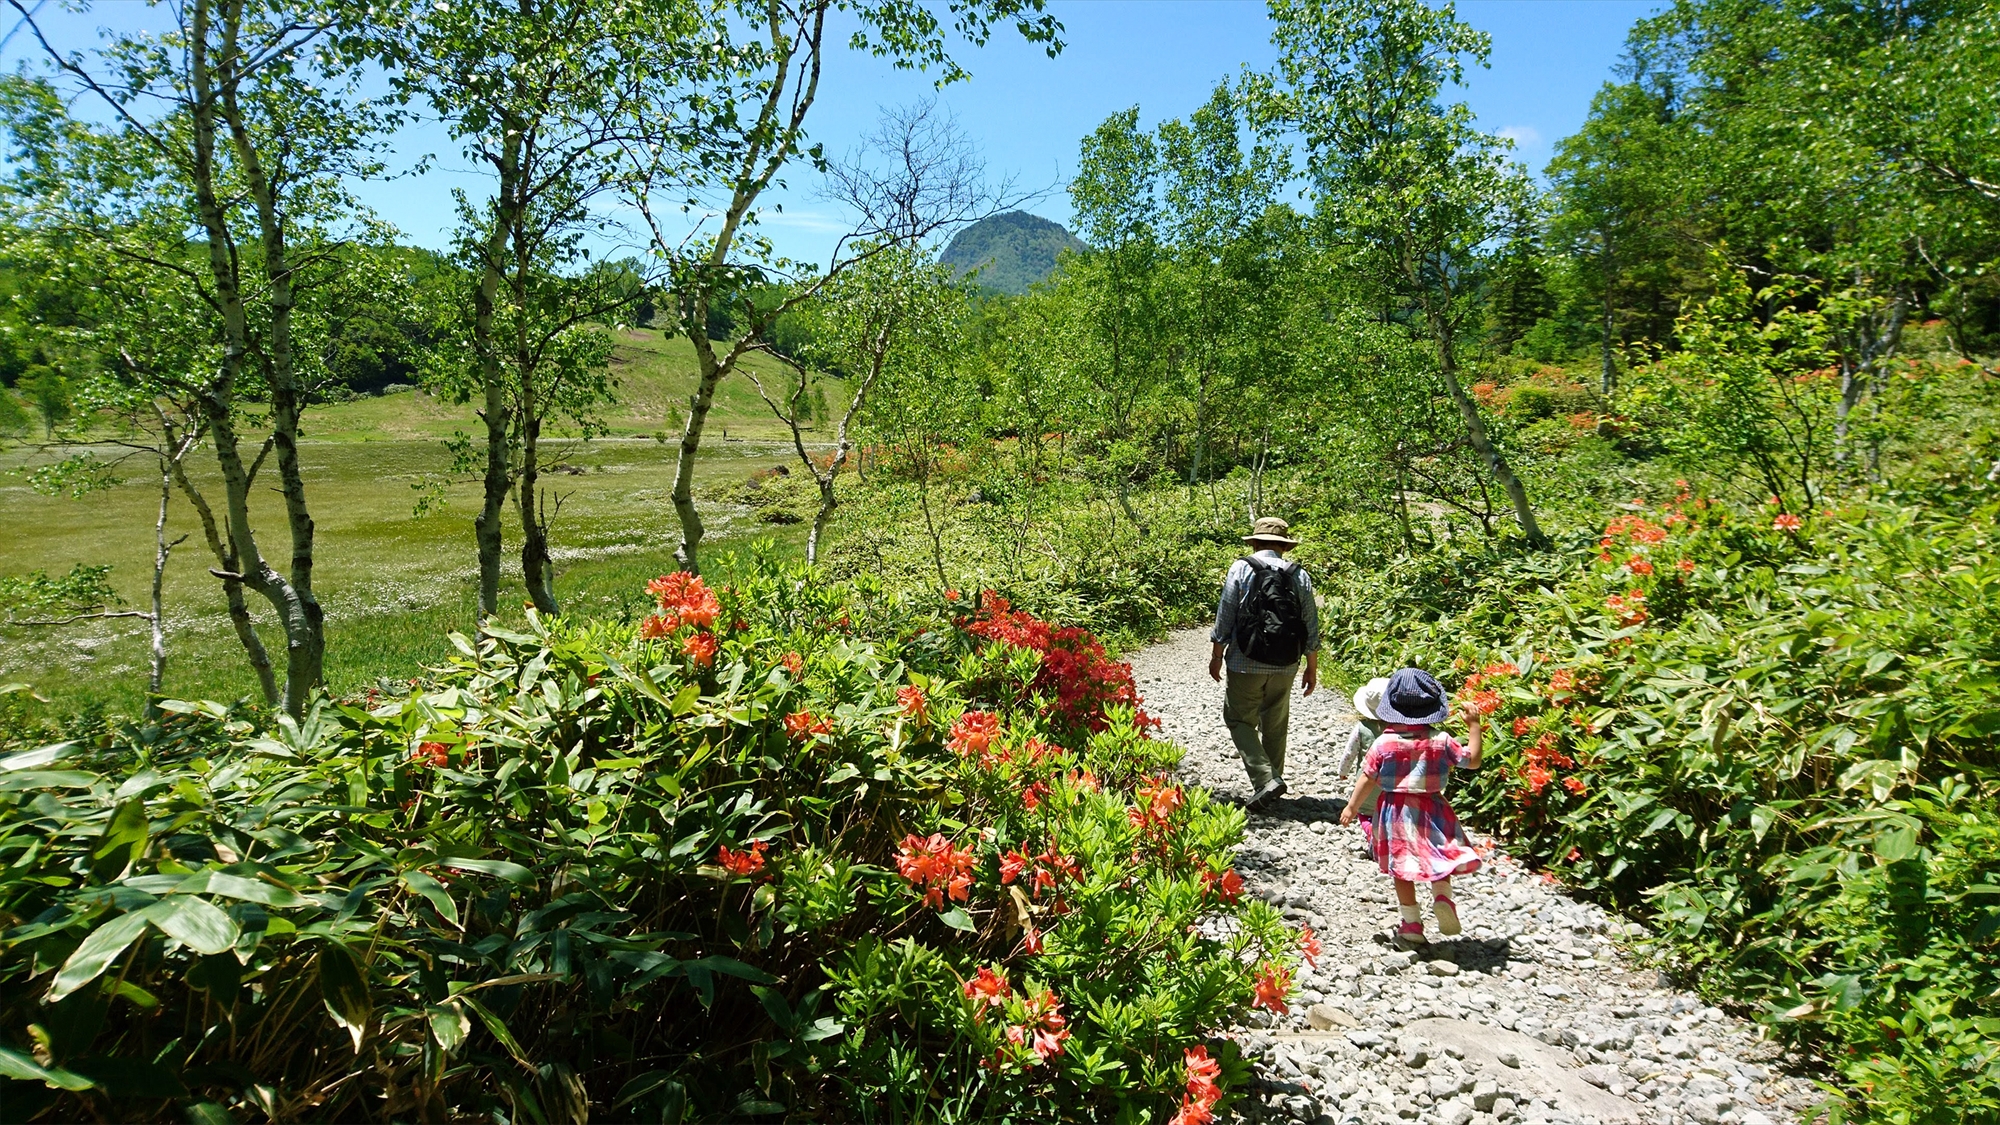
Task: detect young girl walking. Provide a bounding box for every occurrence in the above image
[1338,667,1483,948]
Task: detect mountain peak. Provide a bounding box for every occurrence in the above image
[939,211,1085,295]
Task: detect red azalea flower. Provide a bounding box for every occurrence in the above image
[717,840,769,877]
[781,651,804,676]
[1677,558,1696,574]
[1251,963,1292,1014]
[1022,780,1051,810]
[999,850,1030,884]
[964,965,1011,1013]
[639,614,675,639]
[1562,776,1588,795]
[896,684,928,720]
[682,630,718,666]
[783,710,832,742]
[1300,925,1323,968]
[412,741,449,768]
[1019,923,1044,955]
[1626,556,1654,576]
[1511,716,1534,738]
[1067,768,1100,793]
[1773,513,1803,532]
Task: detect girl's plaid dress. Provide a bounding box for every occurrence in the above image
[1361,729,1483,882]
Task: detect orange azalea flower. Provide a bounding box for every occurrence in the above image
[1185,1045,1221,1098]
[1523,764,1554,793]
[1562,776,1588,795]
[1626,556,1654,576]
[894,833,977,910]
[1066,768,1100,793]
[1022,737,1056,764]
[1022,780,1051,810]
[1459,688,1502,716]
[717,840,768,877]
[1202,867,1246,904]
[1169,1097,1217,1125]
[781,651,804,676]
[1678,558,1696,574]
[1773,513,1803,532]
[896,684,928,720]
[647,572,721,629]
[412,741,450,768]
[1019,923,1044,956]
[1511,716,1534,738]
[948,710,1003,762]
[1547,668,1578,699]
[1605,590,1648,626]
[783,710,832,742]
[1251,963,1292,1014]
[639,614,674,640]
[1300,925,1323,967]
[963,965,1011,1013]
[681,630,718,666]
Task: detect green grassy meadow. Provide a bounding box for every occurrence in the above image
[0,332,823,716]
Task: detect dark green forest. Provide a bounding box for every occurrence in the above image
[2,0,1998,1121]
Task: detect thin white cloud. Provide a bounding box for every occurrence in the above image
[1497,125,1542,147]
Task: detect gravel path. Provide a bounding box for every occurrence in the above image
[1129,628,1817,1125]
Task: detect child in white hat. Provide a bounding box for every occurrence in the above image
[1337,677,1389,858]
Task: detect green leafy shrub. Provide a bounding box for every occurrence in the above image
[1323,491,2000,1123]
[0,563,1302,1122]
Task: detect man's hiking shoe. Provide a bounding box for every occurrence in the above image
[1247,777,1287,812]
[1394,922,1428,949]
[1432,895,1462,936]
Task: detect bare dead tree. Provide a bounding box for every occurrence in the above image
[740,100,1033,564]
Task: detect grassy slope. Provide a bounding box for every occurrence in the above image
[1,333,831,716]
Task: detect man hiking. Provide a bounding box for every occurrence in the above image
[1208,516,1319,811]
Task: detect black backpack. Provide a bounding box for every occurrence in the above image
[1234,556,1308,665]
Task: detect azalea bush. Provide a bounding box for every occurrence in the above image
[1324,488,2000,1123]
[0,561,1308,1122]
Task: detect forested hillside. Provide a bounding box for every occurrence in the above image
[2,0,1997,1121]
[938,210,1087,294]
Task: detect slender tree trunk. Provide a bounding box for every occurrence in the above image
[1429,301,1545,546]
[519,410,559,613]
[147,453,174,703]
[166,435,277,704]
[189,0,322,714]
[1834,288,1906,466]
[222,53,322,717]
[1600,233,1616,397]
[474,132,522,619]
[665,6,826,575]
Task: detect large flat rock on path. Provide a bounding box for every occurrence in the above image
[1401,1018,1642,1124]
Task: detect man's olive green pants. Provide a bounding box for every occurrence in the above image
[1223,666,1296,789]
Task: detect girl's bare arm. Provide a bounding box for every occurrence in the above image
[1461,712,1484,769]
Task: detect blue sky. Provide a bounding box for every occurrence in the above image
[4,0,1662,265]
